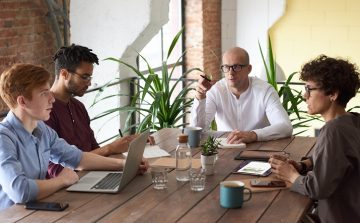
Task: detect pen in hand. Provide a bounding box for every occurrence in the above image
[118,129,123,137]
[200,74,211,82]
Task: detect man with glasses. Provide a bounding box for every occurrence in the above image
[46,44,145,178]
[190,47,292,143]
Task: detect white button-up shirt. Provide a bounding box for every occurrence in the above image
[190,77,292,141]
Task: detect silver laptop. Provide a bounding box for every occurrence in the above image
[67,130,149,193]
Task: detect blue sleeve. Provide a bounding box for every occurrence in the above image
[0,133,39,204]
[44,124,83,169]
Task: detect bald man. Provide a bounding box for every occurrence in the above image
[190,47,292,143]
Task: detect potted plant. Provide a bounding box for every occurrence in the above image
[91,28,201,134]
[201,136,221,175]
[258,35,320,135]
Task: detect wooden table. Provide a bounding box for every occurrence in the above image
[0,128,316,223]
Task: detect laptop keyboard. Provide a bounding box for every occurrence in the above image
[91,173,123,190]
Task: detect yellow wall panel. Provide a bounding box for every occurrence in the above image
[309,0,346,11]
[271,0,360,73]
[270,0,360,124]
[347,0,360,11]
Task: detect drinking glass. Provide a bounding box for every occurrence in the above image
[190,168,206,191]
[151,167,168,190]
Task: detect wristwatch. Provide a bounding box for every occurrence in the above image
[299,161,307,175]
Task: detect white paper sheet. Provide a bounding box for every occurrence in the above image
[237,161,271,175]
[123,144,170,159]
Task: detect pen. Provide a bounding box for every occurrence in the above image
[118,129,123,137]
[200,74,211,82]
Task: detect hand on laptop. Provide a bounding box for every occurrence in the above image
[137,158,149,175]
[134,134,156,145]
[147,135,155,145]
[108,135,138,154]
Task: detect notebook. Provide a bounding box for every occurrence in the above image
[123,144,170,159]
[66,130,149,193]
[218,138,246,149]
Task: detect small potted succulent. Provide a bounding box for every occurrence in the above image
[201,136,221,175]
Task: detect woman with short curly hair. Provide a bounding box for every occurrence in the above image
[269,55,360,223]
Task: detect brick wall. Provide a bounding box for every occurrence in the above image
[0,0,58,112]
[0,0,57,74]
[184,0,222,81]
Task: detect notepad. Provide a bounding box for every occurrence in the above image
[233,161,271,176]
[123,144,170,159]
[218,138,246,149]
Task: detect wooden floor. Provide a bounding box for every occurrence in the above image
[0,128,316,223]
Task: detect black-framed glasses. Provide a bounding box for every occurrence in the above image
[69,71,92,82]
[304,85,321,96]
[220,64,248,73]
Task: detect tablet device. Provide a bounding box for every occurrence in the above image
[234,150,287,161]
[233,160,272,176]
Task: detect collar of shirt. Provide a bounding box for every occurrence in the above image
[5,111,43,142]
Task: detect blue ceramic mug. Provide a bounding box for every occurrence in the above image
[184,127,202,148]
[220,181,252,208]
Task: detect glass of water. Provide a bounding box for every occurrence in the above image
[151,167,168,190]
[190,168,206,191]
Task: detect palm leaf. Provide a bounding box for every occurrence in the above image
[166,27,183,60]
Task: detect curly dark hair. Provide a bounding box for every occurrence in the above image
[300,55,360,107]
[53,44,99,77]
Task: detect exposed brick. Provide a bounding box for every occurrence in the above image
[0,10,17,19]
[0,0,61,112]
[4,20,13,28]
[185,0,222,80]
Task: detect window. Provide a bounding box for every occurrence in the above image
[133,0,185,130]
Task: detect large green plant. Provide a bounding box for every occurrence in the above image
[92,29,200,133]
[258,36,319,134]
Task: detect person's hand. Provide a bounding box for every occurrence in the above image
[269,154,302,173]
[148,135,155,145]
[137,158,149,175]
[57,167,79,186]
[109,135,138,154]
[268,155,300,183]
[195,74,214,100]
[226,130,257,143]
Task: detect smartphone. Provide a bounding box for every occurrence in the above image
[250,179,287,188]
[25,201,69,211]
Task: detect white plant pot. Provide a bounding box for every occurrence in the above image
[201,154,217,175]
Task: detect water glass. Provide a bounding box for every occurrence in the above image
[151,167,168,190]
[190,168,206,191]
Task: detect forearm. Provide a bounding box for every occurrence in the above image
[91,146,110,157]
[262,91,293,140]
[35,178,66,200]
[254,122,293,141]
[190,99,207,128]
[76,152,124,171]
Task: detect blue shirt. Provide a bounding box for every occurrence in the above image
[0,111,82,210]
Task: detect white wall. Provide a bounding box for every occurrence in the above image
[222,0,285,80]
[221,0,237,53]
[70,0,169,143]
